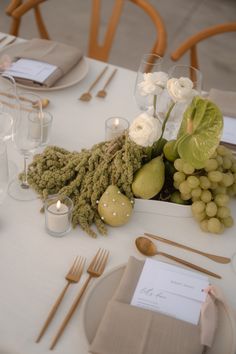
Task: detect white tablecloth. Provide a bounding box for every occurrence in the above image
[0,54,236,354]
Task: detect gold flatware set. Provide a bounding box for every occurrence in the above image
[79,66,117,101]
[36,248,109,350]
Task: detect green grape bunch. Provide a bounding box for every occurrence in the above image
[173,144,236,234]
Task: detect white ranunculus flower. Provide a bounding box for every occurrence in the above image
[167,77,194,102]
[138,71,168,96]
[128,112,161,147]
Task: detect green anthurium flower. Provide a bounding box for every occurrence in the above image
[176,96,223,169]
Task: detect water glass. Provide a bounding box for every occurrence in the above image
[134,53,163,112]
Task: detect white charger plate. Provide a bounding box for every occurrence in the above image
[0,42,89,91]
[83,265,236,354]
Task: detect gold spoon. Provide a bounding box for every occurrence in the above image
[96,68,117,98]
[145,232,231,264]
[79,66,108,101]
[135,237,221,279]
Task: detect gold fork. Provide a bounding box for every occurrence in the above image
[36,256,86,343]
[50,248,109,350]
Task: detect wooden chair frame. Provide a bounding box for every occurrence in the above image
[171,22,236,81]
[5,0,50,39]
[88,0,167,69]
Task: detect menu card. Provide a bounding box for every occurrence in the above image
[4,58,57,84]
[222,116,236,145]
[131,259,209,325]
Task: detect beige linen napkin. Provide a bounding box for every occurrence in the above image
[89,257,204,354]
[4,38,83,87]
[208,89,236,118]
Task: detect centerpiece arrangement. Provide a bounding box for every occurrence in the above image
[24,68,236,237]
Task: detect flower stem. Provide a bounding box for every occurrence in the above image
[153,94,157,118]
[159,101,175,141]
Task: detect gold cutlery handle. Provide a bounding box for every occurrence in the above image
[36,282,70,342]
[145,233,230,264]
[50,275,92,350]
[159,251,221,279]
[102,68,117,90]
[88,66,108,92]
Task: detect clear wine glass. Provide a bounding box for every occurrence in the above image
[8,92,43,201]
[134,53,164,113]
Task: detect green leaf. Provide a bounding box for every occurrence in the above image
[176,96,223,169]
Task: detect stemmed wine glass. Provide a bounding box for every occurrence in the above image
[134,53,164,113]
[8,92,44,201]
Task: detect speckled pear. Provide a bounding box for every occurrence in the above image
[132,155,165,199]
[98,185,133,226]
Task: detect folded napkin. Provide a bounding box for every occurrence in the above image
[3,38,83,87]
[89,257,205,354]
[208,89,236,118]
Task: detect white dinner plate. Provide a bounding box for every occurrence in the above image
[0,42,89,91]
[83,265,236,354]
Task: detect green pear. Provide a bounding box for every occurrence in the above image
[98,185,133,227]
[132,156,165,199]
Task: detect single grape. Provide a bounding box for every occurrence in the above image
[181,193,192,201]
[221,173,234,187]
[217,145,228,156]
[183,162,195,175]
[174,158,184,172]
[170,191,188,205]
[227,185,235,197]
[210,151,217,158]
[207,218,223,234]
[204,159,218,172]
[200,219,209,232]
[199,176,211,190]
[191,187,202,198]
[217,206,230,219]
[179,181,192,195]
[194,211,207,222]
[222,156,232,170]
[222,216,234,228]
[205,202,217,217]
[210,182,218,190]
[200,190,212,203]
[208,171,223,183]
[173,171,186,184]
[214,194,230,206]
[186,176,200,189]
[173,181,181,189]
[191,201,205,215]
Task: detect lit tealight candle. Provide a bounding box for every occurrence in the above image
[105,116,129,141]
[45,196,73,236]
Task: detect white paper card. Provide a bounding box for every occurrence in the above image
[131,259,209,325]
[4,59,57,84]
[222,116,236,145]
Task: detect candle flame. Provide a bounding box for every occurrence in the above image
[56,200,61,211]
[114,118,119,127]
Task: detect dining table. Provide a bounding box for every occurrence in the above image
[0,33,236,354]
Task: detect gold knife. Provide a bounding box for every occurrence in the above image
[145,232,231,264]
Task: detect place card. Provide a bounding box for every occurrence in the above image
[222,116,236,146]
[131,259,209,325]
[4,58,57,84]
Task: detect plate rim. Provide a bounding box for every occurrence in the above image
[0,42,89,91]
[82,263,236,353]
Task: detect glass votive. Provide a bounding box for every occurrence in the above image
[28,111,53,146]
[44,195,73,237]
[105,117,129,141]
